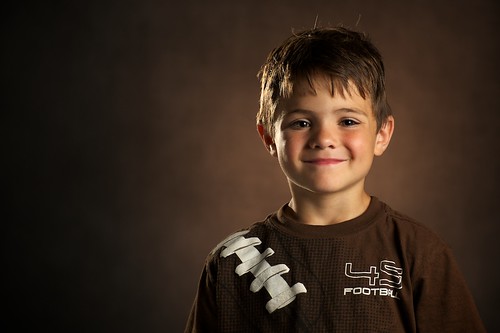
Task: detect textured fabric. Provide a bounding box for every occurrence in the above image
[185,197,485,332]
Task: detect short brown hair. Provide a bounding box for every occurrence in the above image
[257,27,392,135]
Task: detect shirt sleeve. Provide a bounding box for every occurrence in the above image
[412,241,486,332]
[184,257,218,333]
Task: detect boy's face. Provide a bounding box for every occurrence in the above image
[258,78,394,198]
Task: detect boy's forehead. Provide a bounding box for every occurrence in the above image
[273,75,377,123]
[290,75,363,98]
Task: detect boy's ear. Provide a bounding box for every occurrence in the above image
[257,123,277,157]
[374,116,395,156]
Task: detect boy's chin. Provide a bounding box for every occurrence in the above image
[293,184,359,196]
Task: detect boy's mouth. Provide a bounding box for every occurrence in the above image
[304,158,347,165]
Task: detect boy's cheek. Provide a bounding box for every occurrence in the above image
[344,135,377,155]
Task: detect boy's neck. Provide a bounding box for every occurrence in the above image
[288,189,371,226]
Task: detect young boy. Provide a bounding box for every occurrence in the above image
[184,27,485,332]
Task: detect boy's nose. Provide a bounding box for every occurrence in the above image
[309,125,338,149]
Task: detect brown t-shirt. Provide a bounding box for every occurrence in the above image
[185,197,485,332]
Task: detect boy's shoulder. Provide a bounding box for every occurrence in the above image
[208,218,273,258]
[380,200,451,249]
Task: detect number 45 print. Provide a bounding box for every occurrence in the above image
[345,260,403,289]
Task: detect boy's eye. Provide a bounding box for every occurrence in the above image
[291,120,311,128]
[339,119,359,127]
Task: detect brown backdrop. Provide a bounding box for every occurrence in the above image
[5,0,500,332]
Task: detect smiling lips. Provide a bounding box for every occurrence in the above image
[304,158,347,165]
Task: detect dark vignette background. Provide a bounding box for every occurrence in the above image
[3,0,500,332]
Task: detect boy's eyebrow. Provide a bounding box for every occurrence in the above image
[334,108,369,116]
[284,107,369,117]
